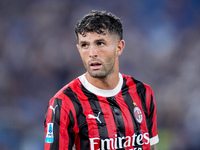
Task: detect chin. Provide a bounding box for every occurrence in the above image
[88,71,107,79]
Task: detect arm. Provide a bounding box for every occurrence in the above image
[44,98,75,150]
[144,84,159,147]
[150,145,157,150]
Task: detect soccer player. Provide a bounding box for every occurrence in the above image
[44,10,159,150]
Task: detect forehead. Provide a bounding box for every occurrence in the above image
[77,31,118,43]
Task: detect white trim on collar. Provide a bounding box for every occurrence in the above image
[78,73,123,97]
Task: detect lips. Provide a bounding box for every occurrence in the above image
[90,62,101,66]
[89,61,102,70]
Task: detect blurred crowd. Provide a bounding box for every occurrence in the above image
[0,0,200,149]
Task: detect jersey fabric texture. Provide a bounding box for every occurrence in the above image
[44,73,159,150]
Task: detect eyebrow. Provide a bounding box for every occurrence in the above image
[79,41,89,45]
[79,38,106,45]
[94,39,106,43]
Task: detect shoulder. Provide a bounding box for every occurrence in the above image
[121,73,142,85]
[121,73,152,92]
[52,77,82,100]
[49,77,83,114]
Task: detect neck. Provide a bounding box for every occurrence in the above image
[85,72,120,90]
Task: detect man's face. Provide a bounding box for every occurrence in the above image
[77,31,123,79]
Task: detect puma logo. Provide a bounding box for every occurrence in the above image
[88,112,102,123]
[49,105,58,114]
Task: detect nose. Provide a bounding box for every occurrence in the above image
[89,46,98,58]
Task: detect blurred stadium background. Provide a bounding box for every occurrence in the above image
[0,0,200,149]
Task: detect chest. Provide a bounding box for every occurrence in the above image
[75,92,151,150]
[78,95,148,138]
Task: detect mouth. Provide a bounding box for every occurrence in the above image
[89,62,102,70]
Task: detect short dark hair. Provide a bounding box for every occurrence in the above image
[75,10,123,40]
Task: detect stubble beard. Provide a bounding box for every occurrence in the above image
[84,57,116,79]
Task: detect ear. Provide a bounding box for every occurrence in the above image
[116,40,125,56]
[76,44,80,51]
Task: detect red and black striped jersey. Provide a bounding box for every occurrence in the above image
[44,73,159,150]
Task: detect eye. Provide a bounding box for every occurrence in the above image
[81,43,88,49]
[97,42,104,46]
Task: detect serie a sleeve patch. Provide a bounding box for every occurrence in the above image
[45,123,54,143]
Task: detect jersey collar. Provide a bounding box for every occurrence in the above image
[78,73,123,97]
